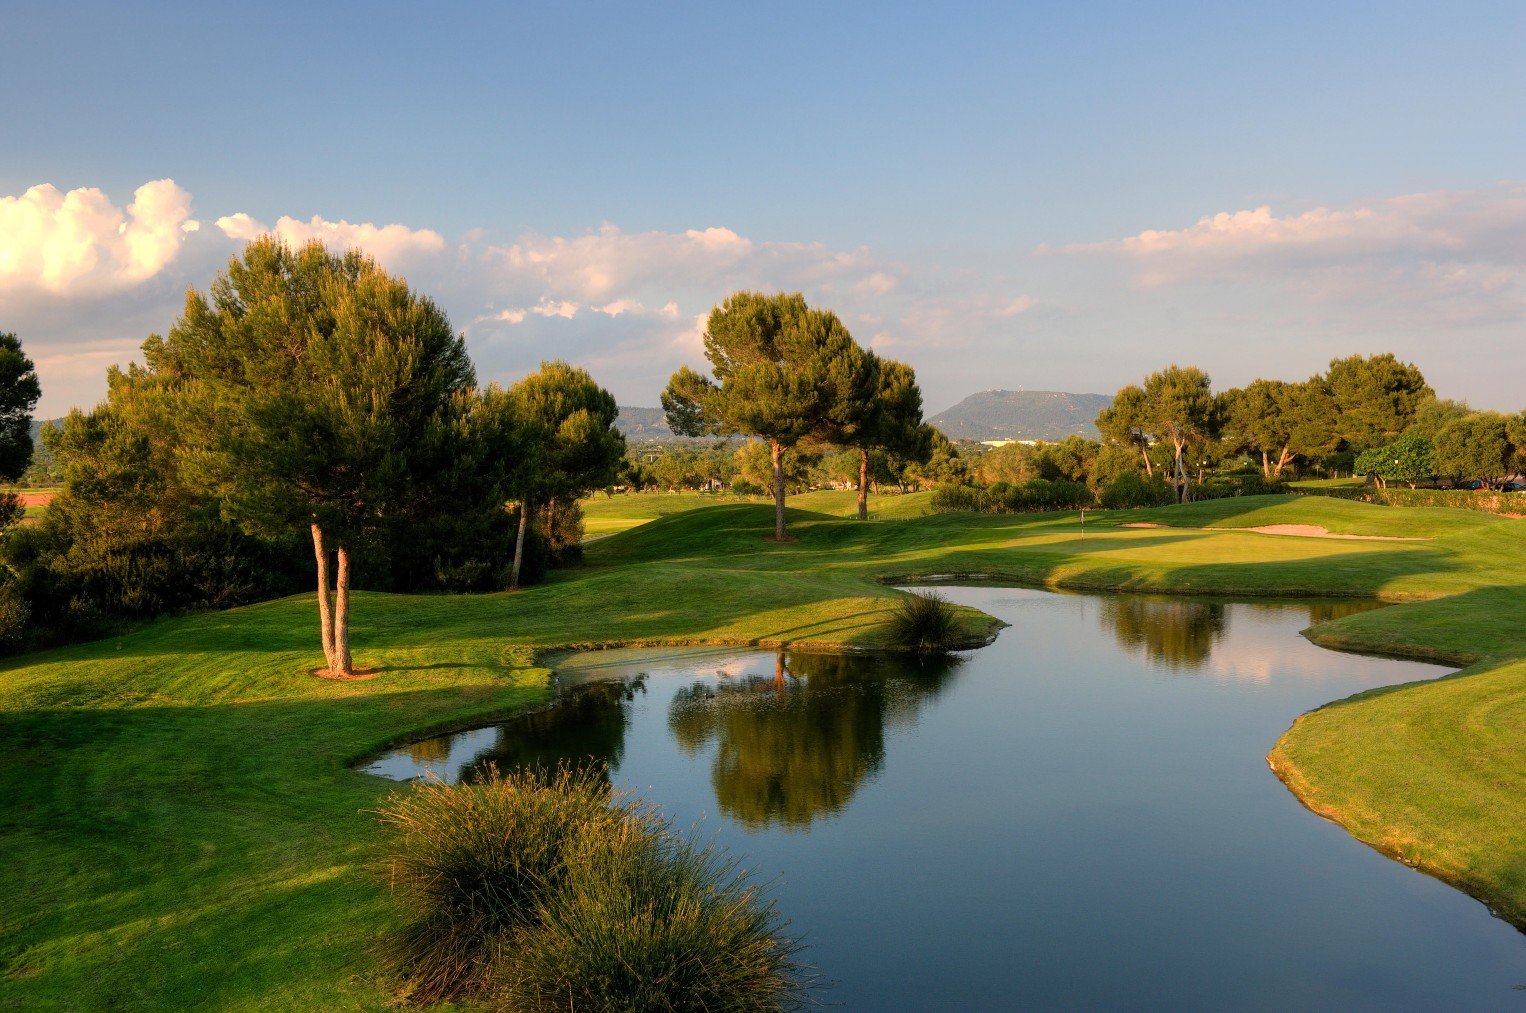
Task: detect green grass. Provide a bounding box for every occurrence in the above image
[4,493,1525,1006]
[1289,477,1367,489]
[581,488,932,537]
[580,492,765,537]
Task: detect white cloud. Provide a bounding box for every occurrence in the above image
[214,211,445,265]
[996,295,1037,317]
[0,179,197,296]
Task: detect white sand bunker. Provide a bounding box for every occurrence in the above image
[1122,521,1425,541]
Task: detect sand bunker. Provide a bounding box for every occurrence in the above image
[1122,521,1424,541]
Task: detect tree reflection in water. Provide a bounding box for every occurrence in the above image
[1096,597,1228,670]
[667,651,962,830]
[455,677,645,784]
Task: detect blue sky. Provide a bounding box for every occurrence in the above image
[3,1,1524,416]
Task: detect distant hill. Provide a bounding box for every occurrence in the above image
[616,406,689,442]
[927,390,1112,442]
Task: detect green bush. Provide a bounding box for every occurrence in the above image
[376,766,804,1008]
[1295,486,1526,515]
[1099,472,1176,509]
[931,479,1093,514]
[495,824,801,1012]
[884,591,961,651]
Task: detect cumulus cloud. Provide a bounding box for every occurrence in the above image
[483,223,876,304]
[215,211,445,264]
[0,179,197,296]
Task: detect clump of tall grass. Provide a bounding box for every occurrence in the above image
[376,764,805,1009]
[376,765,624,1003]
[884,590,961,652]
[494,822,803,1011]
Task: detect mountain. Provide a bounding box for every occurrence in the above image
[615,406,687,442]
[927,390,1113,442]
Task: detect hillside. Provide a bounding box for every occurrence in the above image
[928,390,1112,441]
[615,406,687,441]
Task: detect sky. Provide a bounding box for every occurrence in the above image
[2,0,1524,418]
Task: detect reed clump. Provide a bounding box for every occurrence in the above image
[884,590,961,652]
[376,765,804,1010]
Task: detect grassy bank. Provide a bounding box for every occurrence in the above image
[3,493,1523,1006]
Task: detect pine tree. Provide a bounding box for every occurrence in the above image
[165,238,475,677]
[662,292,865,540]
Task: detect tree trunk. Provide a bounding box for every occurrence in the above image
[1141,447,1154,477]
[1261,450,1273,480]
[333,545,353,676]
[857,448,870,521]
[771,440,787,540]
[510,501,529,590]
[545,499,556,545]
[310,523,336,673]
[1274,446,1293,478]
[1174,440,1189,503]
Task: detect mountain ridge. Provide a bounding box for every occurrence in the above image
[927,389,1112,441]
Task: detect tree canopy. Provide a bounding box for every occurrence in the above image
[162,237,477,676]
[663,291,872,539]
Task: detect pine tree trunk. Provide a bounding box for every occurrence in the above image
[771,440,787,540]
[1141,447,1154,477]
[510,502,529,590]
[1261,450,1273,480]
[1275,446,1293,478]
[333,545,353,676]
[545,499,556,548]
[1174,441,1189,503]
[857,448,870,521]
[310,523,336,673]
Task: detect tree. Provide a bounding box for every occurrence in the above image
[1218,378,1332,479]
[505,361,626,589]
[1133,366,1217,503]
[1324,353,1432,451]
[1096,385,1154,478]
[0,333,41,530]
[734,440,809,494]
[1354,433,1433,488]
[902,426,966,488]
[164,237,475,677]
[838,356,926,520]
[1432,412,1513,488]
[1508,413,1526,475]
[662,292,867,540]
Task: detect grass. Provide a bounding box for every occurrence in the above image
[580,488,930,537]
[3,493,1524,1006]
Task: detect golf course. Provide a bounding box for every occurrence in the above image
[2,490,1522,1007]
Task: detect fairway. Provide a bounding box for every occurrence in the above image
[3,495,1524,1007]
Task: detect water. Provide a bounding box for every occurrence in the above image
[362,587,1526,1009]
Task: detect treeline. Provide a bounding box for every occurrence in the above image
[621,434,961,497]
[935,354,1526,514]
[1,239,626,674]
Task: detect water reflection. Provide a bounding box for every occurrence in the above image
[1093,596,1381,672]
[1096,597,1228,669]
[668,652,961,830]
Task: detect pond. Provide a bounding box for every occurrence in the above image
[362,587,1526,1008]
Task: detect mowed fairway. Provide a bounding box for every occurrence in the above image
[3,495,1523,1007]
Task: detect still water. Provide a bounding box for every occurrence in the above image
[362,587,1526,1009]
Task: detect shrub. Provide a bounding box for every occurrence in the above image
[1099,472,1175,509]
[930,484,984,512]
[377,766,624,1003]
[495,824,802,1012]
[377,766,805,1008]
[884,591,961,651]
